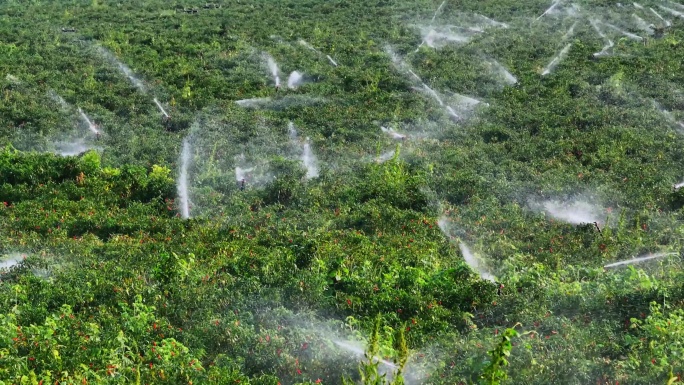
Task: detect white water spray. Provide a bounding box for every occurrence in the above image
[48,90,71,110]
[487,59,517,85]
[288,121,298,140]
[474,13,509,28]
[265,54,281,88]
[235,166,254,182]
[604,252,677,268]
[539,199,605,225]
[542,43,572,75]
[421,83,446,106]
[235,97,272,108]
[298,39,317,51]
[562,20,579,41]
[178,138,192,219]
[54,138,99,156]
[459,242,496,282]
[325,55,338,66]
[390,48,462,119]
[416,0,448,51]
[590,20,614,57]
[298,39,338,66]
[119,62,145,91]
[381,126,407,140]
[590,19,607,39]
[445,106,461,120]
[650,8,672,26]
[332,340,399,371]
[604,22,644,40]
[376,147,400,163]
[421,28,471,49]
[287,71,305,89]
[302,138,319,179]
[77,108,100,135]
[594,40,615,57]
[406,69,422,83]
[431,0,447,23]
[632,14,654,34]
[654,101,684,129]
[153,98,170,118]
[97,46,146,92]
[453,93,485,108]
[534,0,562,23]
[0,254,24,270]
[437,218,496,282]
[659,5,684,17]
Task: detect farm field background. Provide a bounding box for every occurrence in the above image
[2,0,684,384]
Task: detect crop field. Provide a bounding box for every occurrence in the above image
[1,0,684,384]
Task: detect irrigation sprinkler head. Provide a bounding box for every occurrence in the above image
[593,221,602,234]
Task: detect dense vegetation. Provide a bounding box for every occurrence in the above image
[2,0,684,384]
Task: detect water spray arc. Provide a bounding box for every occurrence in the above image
[235,166,254,190]
[301,137,319,180]
[562,20,579,41]
[537,199,606,226]
[388,51,468,120]
[416,0,448,51]
[287,71,305,89]
[650,8,672,26]
[332,340,399,372]
[486,58,517,85]
[590,19,615,57]
[542,43,572,75]
[78,108,101,135]
[288,122,319,180]
[326,55,338,67]
[604,252,677,268]
[153,98,170,119]
[96,46,146,92]
[381,126,407,140]
[659,5,684,18]
[632,14,654,34]
[603,22,644,40]
[177,138,192,219]
[298,39,339,66]
[264,53,281,88]
[534,0,562,23]
[438,217,497,282]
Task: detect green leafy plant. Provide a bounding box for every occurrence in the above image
[481,327,519,385]
[343,316,408,385]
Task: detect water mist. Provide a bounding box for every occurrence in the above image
[542,43,572,75]
[153,98,170,118]
[604,252,678,268]
[437,217,496,282]
[302,137,319,180]
[178,138,192,219]
[287,71,305,89]
[77,108,101,135]
[265,54,281,88]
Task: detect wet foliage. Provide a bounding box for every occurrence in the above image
[2,0,684,384]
